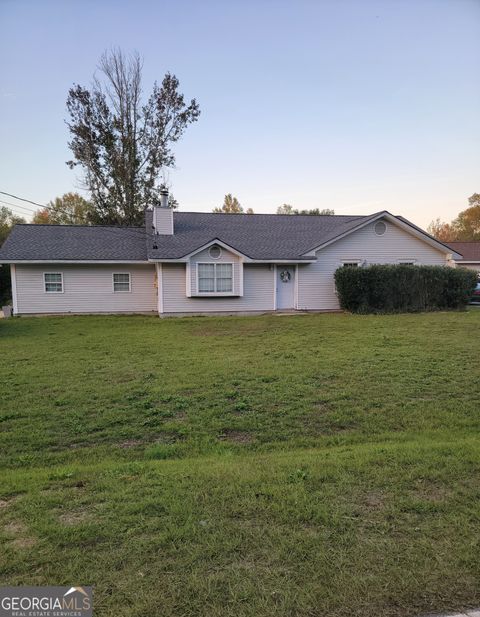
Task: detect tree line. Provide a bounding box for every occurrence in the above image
[427,194,480,242]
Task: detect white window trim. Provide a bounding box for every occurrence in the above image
[43,272,64,294]
[196,262,235,295]
[341,260,362,267]
[112,272,131,293]
[11,265,18,314]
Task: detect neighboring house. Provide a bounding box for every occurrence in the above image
[447,242,480,275]
[0,195,461,316]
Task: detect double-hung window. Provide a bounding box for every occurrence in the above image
[113,273,131,292]
[44,273,63,293]
[197,263,233,294]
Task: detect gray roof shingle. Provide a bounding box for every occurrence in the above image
[0,210,388,262]
[0,224,147,261]
[146,211,377,260]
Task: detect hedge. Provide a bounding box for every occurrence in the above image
[334,264,477,314]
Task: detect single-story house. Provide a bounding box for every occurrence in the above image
[447,242,480,275]
[0,194,461,316]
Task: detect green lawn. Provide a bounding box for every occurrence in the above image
[1,311,479,616]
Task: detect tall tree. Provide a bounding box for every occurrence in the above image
[427,218,456,242]
[66,49,200,225]
[451,193,480,240]
[276,205,334,215]
[213,194,254,214]
[277,204,295,214]
[32,193,93,225]
[0,207,25,304]
[428,193,480,242]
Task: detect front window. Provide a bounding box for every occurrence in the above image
[197,263,233,293]
[342,262,359,268]
[113,273,131,292]
[44,272,63,293]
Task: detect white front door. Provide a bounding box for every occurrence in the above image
[276,266,295,309]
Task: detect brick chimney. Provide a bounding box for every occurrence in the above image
[152,187,173,235]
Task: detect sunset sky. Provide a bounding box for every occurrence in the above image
[1,0,479,228]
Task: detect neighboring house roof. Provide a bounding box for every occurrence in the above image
[0,210,454,263]
[146,210,374,260]
[447,242,480,262]
[0,224,147,262]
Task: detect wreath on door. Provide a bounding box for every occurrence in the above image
[280,270,291,283]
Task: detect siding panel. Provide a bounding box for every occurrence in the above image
[298,220,448,310]
[15,264,156,314]
[162,264,274,313]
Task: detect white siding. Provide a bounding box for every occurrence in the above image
[161,263,274,313]
[189,246,242,296]
[297,219,449,310]
[152,207,174,234]
[15,264,157,314]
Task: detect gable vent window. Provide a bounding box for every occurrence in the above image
[209,245,222,259]
[374,221,387,236]
[113,273,131,292]
[198,263,233,293]
[44,272,63,293]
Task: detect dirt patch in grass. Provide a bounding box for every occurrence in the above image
[4,521,28,535]
[4,520,37,550]
[412,483,453,504]
[118,439,145,449]
[58,509,91,526]
[10,537,37,550]
[218,429,254,444]
[0,495,21,509]
[363,492,386,511]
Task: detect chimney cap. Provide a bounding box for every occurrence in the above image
[159,186,169,208]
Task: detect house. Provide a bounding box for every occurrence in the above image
[447,242,480,275]
[0,192,461,316]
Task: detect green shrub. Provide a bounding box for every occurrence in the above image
[334,264,477,314]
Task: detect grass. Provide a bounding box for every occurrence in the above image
[0,311,479,616]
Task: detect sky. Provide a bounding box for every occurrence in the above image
[0,0,479,228]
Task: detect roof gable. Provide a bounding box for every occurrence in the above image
[302,212,459,258]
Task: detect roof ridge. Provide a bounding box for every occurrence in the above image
[173,211,367,218]
[15,223,146,229]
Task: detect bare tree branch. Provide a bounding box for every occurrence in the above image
[66,49,200,225]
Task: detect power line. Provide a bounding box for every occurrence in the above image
[0,199,41,215]
[0,191,152,242]
[0,191,47,210]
